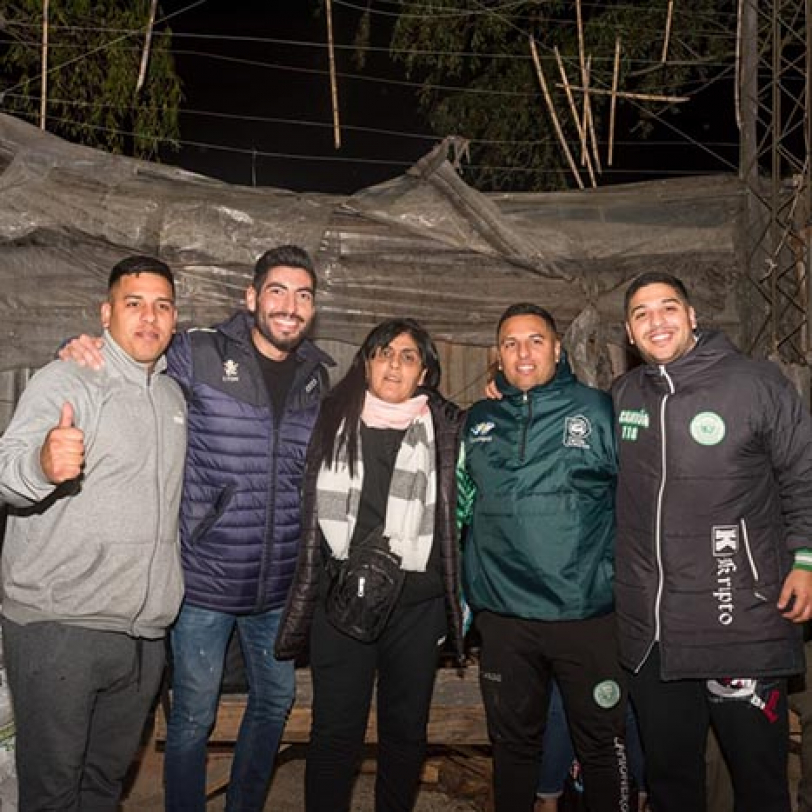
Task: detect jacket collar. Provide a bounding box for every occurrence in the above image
[642,329,737,383]
[102,329,168,385]
[218,310,335,368]
[495,350,577,403]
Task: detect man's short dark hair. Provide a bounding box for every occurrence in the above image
[108,255,174,295]
[496,302,557,337]
[624,272,691,316]
[253,245,317,294]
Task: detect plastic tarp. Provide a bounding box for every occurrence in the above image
[0,113,745,373]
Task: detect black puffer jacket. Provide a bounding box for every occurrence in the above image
[613,331,812,680]
[275,394,466,664]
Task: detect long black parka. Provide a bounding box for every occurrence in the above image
[613,331,812,680]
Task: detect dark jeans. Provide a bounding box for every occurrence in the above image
[306,595,447,812]
[1,618,165,812]
[163,603,295,812]
[476,611,630,812]
[631,645,790,812]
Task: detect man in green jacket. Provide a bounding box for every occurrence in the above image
[458,302,628,812]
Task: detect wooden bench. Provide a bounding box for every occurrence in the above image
[153,664,488,747]
[148,665,489,797]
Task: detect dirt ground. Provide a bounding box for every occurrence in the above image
[122,740,487,811]
[121,733,803,812]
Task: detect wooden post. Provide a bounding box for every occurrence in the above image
[529,37,584,189]
[135,0,159,95]
[326,0,341,149]
[40,0,49,130]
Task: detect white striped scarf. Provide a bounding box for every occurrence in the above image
[317,412,436,571]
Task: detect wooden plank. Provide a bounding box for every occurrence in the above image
[154,666,488,747]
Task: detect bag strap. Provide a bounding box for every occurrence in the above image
[348,523,388,554]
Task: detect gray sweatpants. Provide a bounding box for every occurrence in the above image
[1,618,165,812]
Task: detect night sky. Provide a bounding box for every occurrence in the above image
[160,0,438,193]
[159,0,739,195]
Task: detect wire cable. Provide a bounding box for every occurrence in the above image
[333,0,738,25]
[15,111,737,178]
[4,17,739,57]
[0,37,737,103]
[3,91,740,151]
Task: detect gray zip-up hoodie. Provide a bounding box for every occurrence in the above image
[0,332,187,639]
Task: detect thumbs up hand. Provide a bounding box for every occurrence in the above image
[40,403,85,484]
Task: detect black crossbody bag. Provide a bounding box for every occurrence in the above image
[324,525,406,643]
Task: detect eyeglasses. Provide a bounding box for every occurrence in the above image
[372,346,423,367]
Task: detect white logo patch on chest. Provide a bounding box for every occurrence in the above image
[563,414,592,449]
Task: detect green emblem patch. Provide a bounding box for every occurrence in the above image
[690,412,726,446]
[593,679,621,709]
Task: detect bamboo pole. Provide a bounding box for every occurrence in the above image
[576,0,587,97]
[575,0,591,175]
[40,0,49,130]
[529,37,583,189]
[135,0,159,95]
[580,57,589,164]
[558,85,689,103]
[554,47,595,185]
[584,56,602,175]
[326,0,341,149]
[608,37,621,166]
[661,0,675,63]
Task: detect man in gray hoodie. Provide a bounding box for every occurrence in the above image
[0,255,187,811]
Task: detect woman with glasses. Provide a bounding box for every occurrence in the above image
[275,317,466,812]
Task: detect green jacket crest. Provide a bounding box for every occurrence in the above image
[458,357,618,620]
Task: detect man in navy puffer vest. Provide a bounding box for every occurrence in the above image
[163,245,333,812]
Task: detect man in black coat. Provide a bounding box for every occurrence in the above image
[613,271,812,812]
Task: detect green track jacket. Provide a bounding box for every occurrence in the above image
[458,356,618,621]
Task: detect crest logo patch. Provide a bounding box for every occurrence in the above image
[593,680,621,708]
[222,359,240,383]
[690,411,726,446]
[563,414,592,449]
